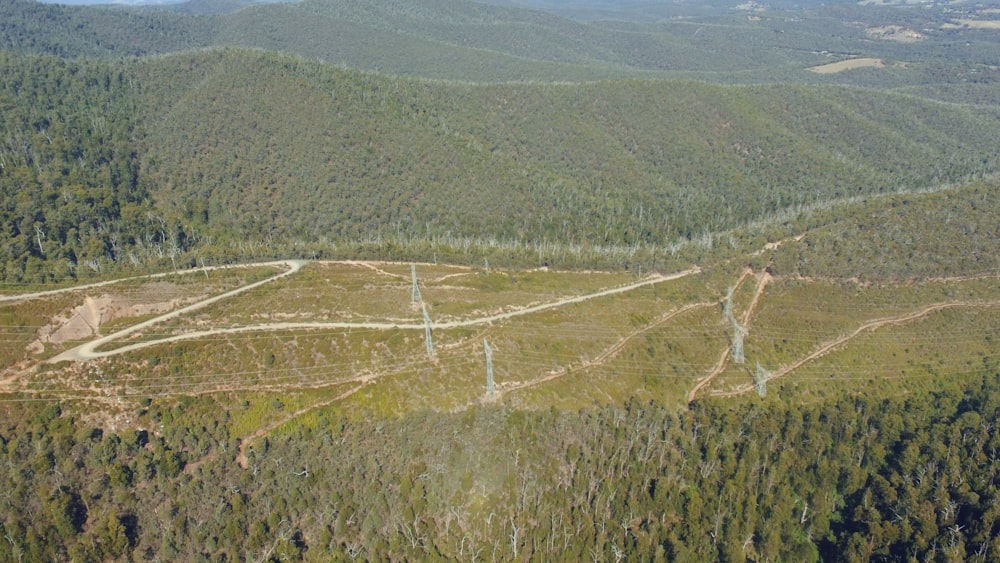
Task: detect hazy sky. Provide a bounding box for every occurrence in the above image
[35,0,186,4]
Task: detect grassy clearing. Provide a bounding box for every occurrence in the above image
[807,58,886,74]
[706,277,1000,396]
[226,386,355,441]
[764,304,1000,406]
[16,257,997,425]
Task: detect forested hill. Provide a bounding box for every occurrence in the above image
[0,0,219,57]
[138,50,998,251]
[2,0,999,282]
[2,365,998,560]
[0,53,162,283]
[2,47,999,282]
[2,0,773,81]
[480,0,860,21]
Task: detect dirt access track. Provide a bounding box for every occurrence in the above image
[6,245,996,413]
[41,262,699,363]
[46,260,306,362]
[709,299,1000,399]
[2,258,706,433]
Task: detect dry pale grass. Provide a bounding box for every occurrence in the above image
[808,58,886,74]
[865,25,924,42]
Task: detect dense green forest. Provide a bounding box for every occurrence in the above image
[0,0,218,57]
[2,368,998,561]
[0,52,167,284]
[767,180,1000,281]
[138,48,999,248]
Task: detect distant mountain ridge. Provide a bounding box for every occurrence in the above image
[8,0,1000,83]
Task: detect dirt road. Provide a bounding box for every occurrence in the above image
[49,265,701,362]
[48,261,305,363]
[0,261,295,303]
[687,269,770,402]
[711,299,1000,398]
[499,301,714,397]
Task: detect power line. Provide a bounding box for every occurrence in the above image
[484,339,496,400]
[422,303,434,357]
[411,264,422,304]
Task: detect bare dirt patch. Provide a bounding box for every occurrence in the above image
[866,25,924,42]
[29,282,203,351]
[808,58,886,74]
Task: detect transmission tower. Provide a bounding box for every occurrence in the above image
[723,286,735,324]
[484,339,496,400]
[754,361,770,397]
[411,264,422,304]
[731,320,747,364]
[422,303,434,357]
[723,286,746,364]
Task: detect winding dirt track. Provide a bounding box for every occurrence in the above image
[687,344,734,403]
[711,299,1000,398]
[16,259,699,457]
[741,271,771,326]
[0,261,294,303]
[48,265,701,363]
[499,301,715,397]
[47,261,305,363]
[686,269,770,402]
[15,253,998,451]
[233,299,714,458]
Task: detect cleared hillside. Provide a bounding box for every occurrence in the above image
[1,176,997,561]
[4,178,997,404]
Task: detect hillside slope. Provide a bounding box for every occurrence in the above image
[136,49,1000,253]
[0,53,165,283]
[2,47,998,281]
[0,0,218,57]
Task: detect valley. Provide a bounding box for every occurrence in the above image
[1,0,999,560]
